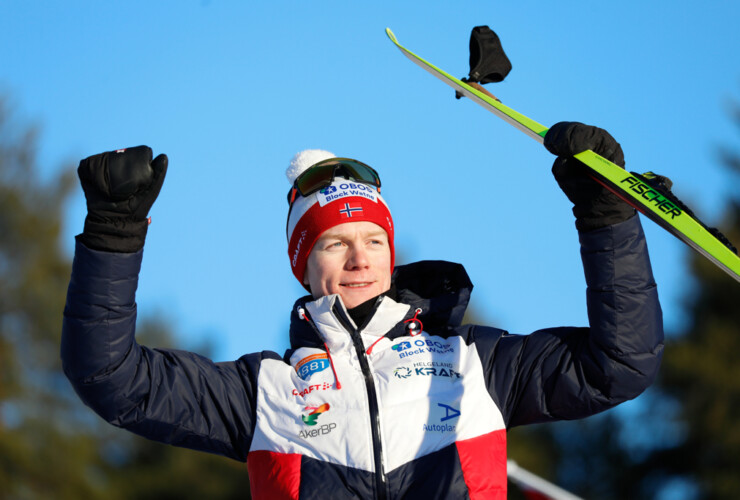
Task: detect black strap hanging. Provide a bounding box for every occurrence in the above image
[465,26,512,84]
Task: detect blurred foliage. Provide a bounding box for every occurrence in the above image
[506,90,740,499]
[649,103,740,497]
[0,96,251,499]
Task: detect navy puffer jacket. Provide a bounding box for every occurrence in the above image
[62,215,663,499]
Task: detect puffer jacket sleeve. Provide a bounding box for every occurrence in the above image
[61,241,277,461]
[473,215,664,428]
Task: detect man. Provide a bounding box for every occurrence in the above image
[62,122,663,499]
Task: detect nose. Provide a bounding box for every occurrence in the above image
[345,244,370,270]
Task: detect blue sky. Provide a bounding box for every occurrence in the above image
[2,1,739,365]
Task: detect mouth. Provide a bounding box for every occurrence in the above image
[340,282,375,289]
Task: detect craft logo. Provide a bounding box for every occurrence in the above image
[619,175,683,219]
[423,403,460,433]
[298,403,337,439]
[392,338,454,359]
[295,353,330,381]
[291,230,308,267]
[301,403,330,426]
[317,182,378,207]
[394,365,461,380]
[292,382,333,398]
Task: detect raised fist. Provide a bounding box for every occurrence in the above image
[544,122,635,232]
[77,146,168,252]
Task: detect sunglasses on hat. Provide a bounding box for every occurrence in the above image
[287,158,381,205]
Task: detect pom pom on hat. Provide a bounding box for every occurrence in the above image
[286,149,336,185]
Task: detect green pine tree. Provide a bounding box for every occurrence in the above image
[648,100,740,498]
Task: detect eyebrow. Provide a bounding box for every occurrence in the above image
[320,229,388,240]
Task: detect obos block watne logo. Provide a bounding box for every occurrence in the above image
[391,341,411,352]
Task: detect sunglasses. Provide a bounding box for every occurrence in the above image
[287,158,381,205]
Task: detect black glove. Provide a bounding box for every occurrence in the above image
[544,122,635,232]
[76,146,168,253]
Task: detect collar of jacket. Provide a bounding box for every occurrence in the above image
[288,260,473,351]
[302,294,410,352]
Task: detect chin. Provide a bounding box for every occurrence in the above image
[340,288,383,309]
[341,296,368,309]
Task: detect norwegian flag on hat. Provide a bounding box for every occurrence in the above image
[339,203,364,218]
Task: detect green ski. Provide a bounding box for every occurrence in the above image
[385,27,740,284]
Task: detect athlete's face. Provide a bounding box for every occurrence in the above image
[304,221,392,309]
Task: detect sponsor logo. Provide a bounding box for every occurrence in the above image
[423,403,460,433]
[393,367,412,379]
[292,382,333,398]
[394,365,462,380]
[438,403,461,422]
[423,423,457,432]
[392,339,454,359]
[301,403,330,426]
[291,230,308,267]
[391,341,412,352]
[413,361,453,368]
[619,175,683,219]
[298,423,337,439]
[297,403,336,439]
[317,182,378,207]
[295,353,330,380]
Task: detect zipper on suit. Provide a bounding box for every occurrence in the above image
[333,302,388,500]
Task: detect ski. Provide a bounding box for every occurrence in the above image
[385,28,740,284]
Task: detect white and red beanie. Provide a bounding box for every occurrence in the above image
[286,149,395,285]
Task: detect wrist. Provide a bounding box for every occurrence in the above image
[574,206,637,232]
[77,215,148,253]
